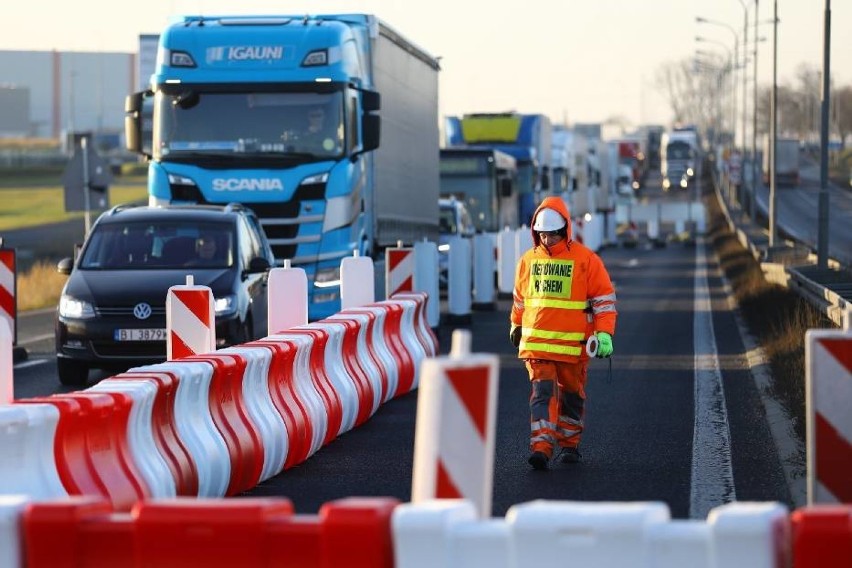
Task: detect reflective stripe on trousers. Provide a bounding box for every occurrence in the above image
[526,359,587,457]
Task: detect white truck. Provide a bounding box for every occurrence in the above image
[762,136,800,187]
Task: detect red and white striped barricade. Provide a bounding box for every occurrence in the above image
[267,260,308,334]
[167,275,215,360]
[411,330,499,518]
[413,240,440,329]
[129,361,230,497]
[1,319,11,404]
[381,297,428,389]
[0,404,67,499]
[335,308,394,406]
[327,312,385,420]
[263,334,327,458]
[447,235,472,324]
[341,252,375,309]
[180,353,265,496]
[806,324,852,504]
[362,303,415,398]
[88,378,177,498]
[392,291,439,358]
[0,245,16,348]
[109,370,199,496]
[472,233,496,310]
[386,243,415,299]
[218,345,288,482]
[1,496,30,568]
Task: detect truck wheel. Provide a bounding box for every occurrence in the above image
[57,359,89,387]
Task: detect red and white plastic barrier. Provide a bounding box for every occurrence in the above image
[386,243,415,299]
[0,245,16,349]
[410,330,499,518]
[167,275,215,360]
[806,323,852,504]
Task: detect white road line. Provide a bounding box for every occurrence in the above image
[690,236,736,519]
[13,359,49,370]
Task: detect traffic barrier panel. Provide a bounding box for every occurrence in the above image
[806,325,852,503]
[130,361,230,497]
[312,318,376,429]
[392,499,478,568]
[340,252,376,309]
[301,321,360,434]
[0,495,29,568]
[23,496,133,568]
[791,505,852,568]
[391,291,439,358]
[0,246,16,349]
[411,330,499,518]
[386,244,415,299]
[218,345,288,483]
[496,227,516,295]
[516,225,533,258]
[362,303,414,398]
[381,298,427,390]
[267,261,308,334]
[706,501,790,568]
[330,310,391,412]
[1,319,10,405]
[180,353,265,496]
[413,239,440,329]
[447,235,472,323]
[265,497,399,568]
[166,275,215,360]
[472,233,497,310]
[246,339,310,469]
[17,393,151,511]
[135,497,293,568]
[0,403,67,499]
[263,334,327,458]
[88,379,177,498]
[269,329,342,446]
[109,371,199,496]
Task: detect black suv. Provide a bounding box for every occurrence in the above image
[55,203,274,386]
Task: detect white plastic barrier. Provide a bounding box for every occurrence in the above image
[302,322,359,436]
[472,233,496,309]
[264,333,327,457]
[267,261,308,333]
[0,495,29,568]
[414,240,440,329]
[515,226,533,261]
[392,500,790,568]
[340,253,375,309]
[447,236,472,322]
[129,361,230,497]
[0,404,67,499]
[1,319,11,405]
[497,227,516,295]
[217,346,288,482]
[88,379,177,498]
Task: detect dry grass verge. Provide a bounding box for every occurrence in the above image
[704,183,833,442]
[16,260,67,312]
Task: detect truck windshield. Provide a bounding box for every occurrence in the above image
[153,90,345,162]
[666,142,692,160]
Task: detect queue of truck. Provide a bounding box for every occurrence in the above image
[124,12,674,321]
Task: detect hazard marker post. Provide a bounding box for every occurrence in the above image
[806,315,852,504]
[386,241,414,300]
[411,329,499,518]
[0,240,25,363]
[267,259,308,334]
[166,275,215,360]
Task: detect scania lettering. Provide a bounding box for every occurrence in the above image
[125,14,441,319]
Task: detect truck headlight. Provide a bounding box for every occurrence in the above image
[59,295,96,319]
[314,266,341,288]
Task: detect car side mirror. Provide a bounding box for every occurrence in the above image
[57,257,74,275]
[247,256,271,274]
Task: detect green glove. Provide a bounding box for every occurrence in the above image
[596,332,613,358]
[509,325,522,348]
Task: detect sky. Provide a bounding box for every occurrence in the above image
[1,0,849,130]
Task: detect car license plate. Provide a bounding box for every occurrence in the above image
[114,328,167,341]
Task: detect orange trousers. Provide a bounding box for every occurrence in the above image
[525,359,588,458]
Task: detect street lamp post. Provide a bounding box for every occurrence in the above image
[817,0,831,269]
[769,0,778,247]
[696,17,740,151]
[752,1,760,220]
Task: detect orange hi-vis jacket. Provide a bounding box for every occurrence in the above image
[511,196,617,363]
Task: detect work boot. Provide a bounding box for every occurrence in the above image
[528,451,549,471]
[559,447,581,464]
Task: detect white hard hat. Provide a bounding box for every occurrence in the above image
[533,208,566,232]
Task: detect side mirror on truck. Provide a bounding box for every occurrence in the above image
[124,90,153,158]
[360,90,381,153]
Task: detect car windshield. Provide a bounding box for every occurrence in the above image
[79,221,235,269]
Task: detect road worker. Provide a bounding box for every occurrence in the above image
[509,196,617,470]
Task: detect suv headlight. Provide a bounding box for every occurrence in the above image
[314,266,340,288]
[59,295,96,319]
[215,294,237,316]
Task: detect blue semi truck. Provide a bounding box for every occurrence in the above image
[125,14,441,319]
[443,113,552,227]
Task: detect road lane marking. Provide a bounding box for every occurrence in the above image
[690,237,736,519]
[13,359,49,370]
